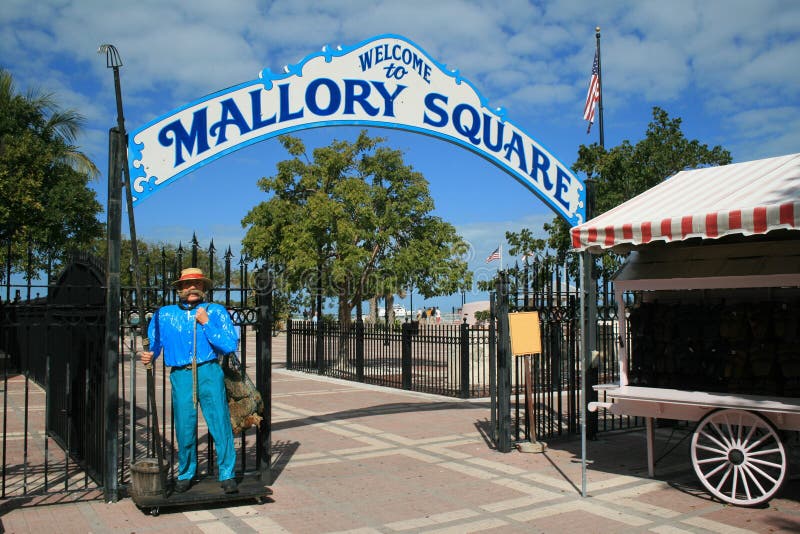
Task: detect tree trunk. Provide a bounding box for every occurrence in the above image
[368,296,378,323]
[386,294,395,323]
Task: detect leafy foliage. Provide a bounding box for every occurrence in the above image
[0,69,102,280]
[551,107,732,274]
[242,131,472,322]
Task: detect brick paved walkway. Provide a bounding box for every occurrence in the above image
[2,334,800,533]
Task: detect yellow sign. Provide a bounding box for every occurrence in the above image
[508,311,542,356]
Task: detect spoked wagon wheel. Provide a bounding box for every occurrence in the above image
[690,408,787,506]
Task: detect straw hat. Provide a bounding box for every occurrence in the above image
[172,267,213,291]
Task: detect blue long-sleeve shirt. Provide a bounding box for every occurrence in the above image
[148,302,239,367]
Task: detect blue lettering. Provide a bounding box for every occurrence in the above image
[529,146,553,190]
[409,56,423,81]
[482,113,504,152]
[554,167,572,209]
[357,44,432,83]
[210,98,251,144]
[503,132,527,173]
[279,83,303,121]
[453,104,481,145]
[370,82,406,117]
[358,51,373,71]
[158,108,210,167]
[423,93,449,127]
[249,89,276,130]
[344,79,379,116]
[306,78,341,116]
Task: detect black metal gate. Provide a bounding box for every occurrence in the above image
[0,239,273,503]
[1,253,107,499]
[491,259,640,452]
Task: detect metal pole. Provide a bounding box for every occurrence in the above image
[581,155,598,500]
[315,265,324,373]
[596,26,605,150]
[580,253,587,498]
[256,267,273,482]
[102,125,121,503]
[100,43,166,498]
[580,26,602,494]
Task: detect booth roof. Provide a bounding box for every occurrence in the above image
[571,152,800,253]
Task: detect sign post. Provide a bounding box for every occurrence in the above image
[508,311,546,453]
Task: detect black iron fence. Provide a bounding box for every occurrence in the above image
[0,236,272,502]
[0,253,107,498]
[287,319,493,398]
[504,259,641,446]
[117,238,272,493]
[284,258,639,447]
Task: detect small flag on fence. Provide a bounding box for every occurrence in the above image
[486,247,501,263]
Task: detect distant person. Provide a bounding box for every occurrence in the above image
[140,267,239,495]
[435,307,441,324]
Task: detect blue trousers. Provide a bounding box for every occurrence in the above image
[170,361,236,482]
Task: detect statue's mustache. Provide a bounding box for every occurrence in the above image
[178,288,205,300]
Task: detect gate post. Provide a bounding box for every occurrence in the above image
[355,318,364,382]
[496,272,512,453]
[489,291,497,442]
[315,268,325,374]
[255,266,273,483]
[102,127,122,502]
[286,319,293,370]
[401,322,412,389]
[459,319,470,398]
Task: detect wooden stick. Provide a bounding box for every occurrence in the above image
[192,318,198,408]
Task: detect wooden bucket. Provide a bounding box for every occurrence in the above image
[130,458,167,497]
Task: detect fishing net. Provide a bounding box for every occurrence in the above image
[221,353,264,433]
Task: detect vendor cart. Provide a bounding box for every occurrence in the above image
[571,153,800,506]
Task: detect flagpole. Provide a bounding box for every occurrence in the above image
[581,25,603,501]
[596,26,604,149]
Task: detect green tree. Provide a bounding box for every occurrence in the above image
[547,107,732,272]
[242,131,472,324]
[0,69,102,280]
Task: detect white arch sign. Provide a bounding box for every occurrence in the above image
[129,34,585,225]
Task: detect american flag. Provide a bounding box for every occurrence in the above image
[485,247,501,263]
[583,50,600,133]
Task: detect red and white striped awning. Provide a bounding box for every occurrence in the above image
[571,153,800,253]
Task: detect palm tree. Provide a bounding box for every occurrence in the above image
[0,68,99,179]
[0,68,103,280]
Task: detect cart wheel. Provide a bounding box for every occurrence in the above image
[150,507,160,517]
[691,408,787,506]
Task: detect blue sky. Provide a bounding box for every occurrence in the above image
[3,0,799,314]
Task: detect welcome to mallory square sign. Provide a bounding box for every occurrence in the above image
[128,34,586,225]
